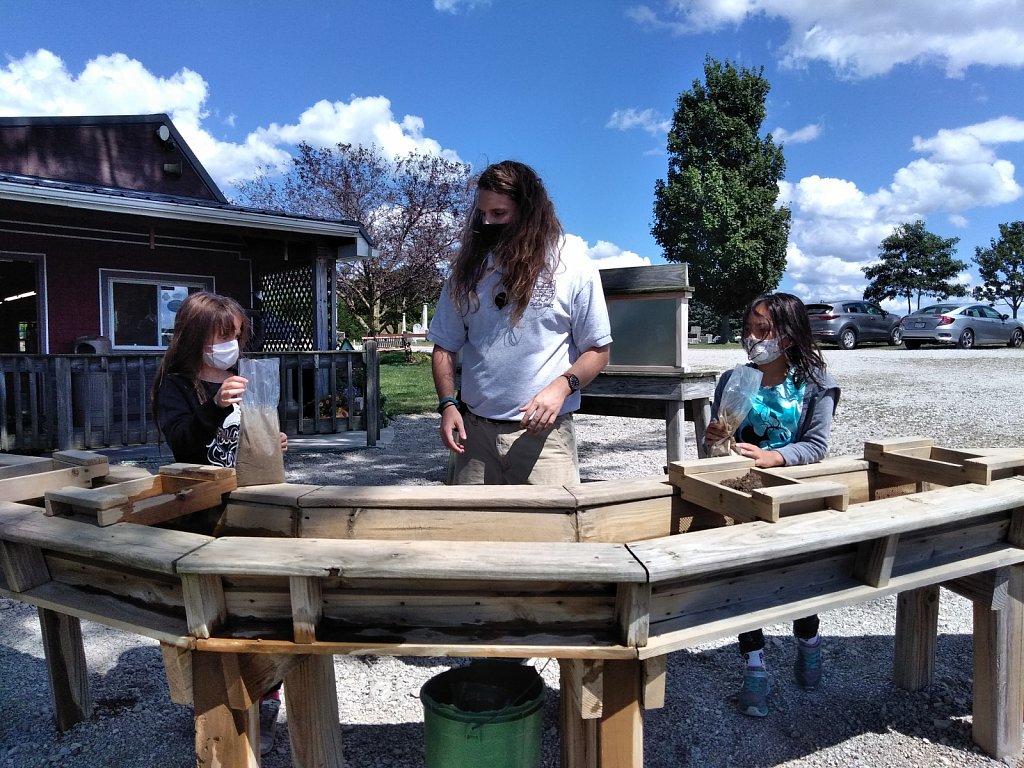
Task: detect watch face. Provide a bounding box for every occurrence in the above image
[566,373,580,391]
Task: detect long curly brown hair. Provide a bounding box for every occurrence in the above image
[449,160,562,326]
[151,291,249,419]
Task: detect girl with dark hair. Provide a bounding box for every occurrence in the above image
[151,290,287,752]
[704,292,840,717]
[430,160,612,485]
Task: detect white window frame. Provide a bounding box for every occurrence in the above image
[99,269,215,350]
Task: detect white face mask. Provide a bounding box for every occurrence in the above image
[742,335,784,366]
[203,339,239,370]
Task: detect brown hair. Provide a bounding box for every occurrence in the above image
[449,160,562,326]
[151,291,249,417]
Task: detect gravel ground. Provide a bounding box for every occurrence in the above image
[2,345,1024,768]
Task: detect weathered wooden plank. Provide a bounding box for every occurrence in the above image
[96,464,154,485]
[226,483,322,507]
[158,463,236,481]
[863,436,934,462]
[183,573,227,639]
[562,658,603,719]
[971,564,1024,763]
[0,455,54,480]
[283,655,344,768]
[177,537,649,582]
[38,607,93,731]
[893,585,939,690]
[161,643,194,705]
[564,477,673,507]
[944,570,1009,610]
[560,661,599,768]
[854,534,899,588]
[598,658,643,768]
[2,581,192,647]
[615,582,650,647]
[575,497,675,543]
[0,506,211,574]
[192,652,260,768]
[599,263,690,296]
[0,466,105,504]
[217,502,296,537]
[45,476,161,513]
[299,506,579,542]
[44,552,184,610]
[290,576,322,643]
[1,539,50,591]
[196,634,638,660]
[298,483,579,510]
[631,478,1024,582]
[51,450,109,467]
[96,474,236,527]
[642,655,667,710]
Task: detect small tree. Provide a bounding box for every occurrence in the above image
[972,221,1024,318]
[863,221,966,313]
[237,143,472,336]
[652,56,790,342]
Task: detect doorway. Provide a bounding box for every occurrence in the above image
[0,254,42,353]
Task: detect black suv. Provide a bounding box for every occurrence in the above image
[806,299,903,350]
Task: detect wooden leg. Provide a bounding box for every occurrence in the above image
[192,651,259,768]
[597,659,643,768]
[972,565,1024,763]
[37,607,92,731]
[893,585,939,690]
[560,659,599,768]
[284,654,344,768]
[692,398,711,459]
[665,403,684,465]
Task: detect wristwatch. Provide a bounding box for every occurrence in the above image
[562,372,581,392]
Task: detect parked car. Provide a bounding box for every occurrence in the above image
[899,303,1024,349]
[805,299,903,350]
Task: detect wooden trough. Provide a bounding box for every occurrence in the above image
[2,437,1024,767]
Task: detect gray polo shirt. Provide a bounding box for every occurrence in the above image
[429,245,613,420]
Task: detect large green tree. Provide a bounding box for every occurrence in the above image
[862,221,966,313]
[652,57,790,340]
[236,142,471,336]
[972,220,1024,319]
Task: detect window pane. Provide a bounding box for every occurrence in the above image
[112,282,159,346]
[159,285,199,346]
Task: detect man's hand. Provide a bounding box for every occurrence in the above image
[439,406,466,453]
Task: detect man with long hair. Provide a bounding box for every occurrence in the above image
[429,160,612,485]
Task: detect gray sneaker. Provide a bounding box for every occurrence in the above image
[794,640,822,689]
[738,667,769,717]
[259,695,281,756]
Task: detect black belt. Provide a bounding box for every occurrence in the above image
[468,411,521,426]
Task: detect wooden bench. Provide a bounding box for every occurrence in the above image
[3,442,1024,766]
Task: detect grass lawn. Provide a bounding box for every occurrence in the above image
[378,350,436,416]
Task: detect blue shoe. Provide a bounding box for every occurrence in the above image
[794,639,822,689]
[738,667,769,717]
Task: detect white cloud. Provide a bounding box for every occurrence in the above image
[0,50,462,189]
[629,1,1024,78]
[607,108,671,135]
[772,123,820,144]
[433,0,490,13]
[782,116,1023,301]
[562,234,652,269]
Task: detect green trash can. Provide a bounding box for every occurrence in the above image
[420,661,545,768]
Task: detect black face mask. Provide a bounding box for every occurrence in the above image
[476,222,508,251]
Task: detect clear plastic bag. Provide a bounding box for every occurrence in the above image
[708,364,764,457]
[235,358,285,486]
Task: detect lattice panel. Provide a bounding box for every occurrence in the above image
[259,268,314,351]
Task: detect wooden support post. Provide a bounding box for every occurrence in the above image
[0,539,50,591]
[38,607,92,731]
[972,565,1024,763]
[597,658,643,768]
[283,655,344,768]
[290,576,322,643]
[560,660,598,768]
[192,652,259,768]
[893,585,939,690]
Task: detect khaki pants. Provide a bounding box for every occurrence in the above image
[451,412,579,485]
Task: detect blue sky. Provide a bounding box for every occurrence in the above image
[3,0,1024,312]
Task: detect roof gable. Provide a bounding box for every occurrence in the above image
[0,113,227,203]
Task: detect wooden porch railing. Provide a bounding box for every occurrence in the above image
[0,348,380,453]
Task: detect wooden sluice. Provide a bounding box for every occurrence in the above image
[2,437,1024,767]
